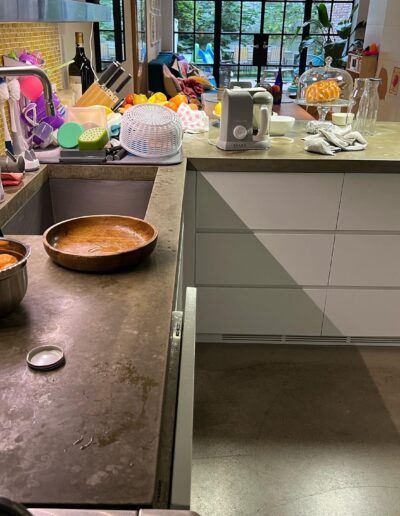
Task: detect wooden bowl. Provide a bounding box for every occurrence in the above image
[43,215,158,273]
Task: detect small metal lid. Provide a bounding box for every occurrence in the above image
[26,345,65,371]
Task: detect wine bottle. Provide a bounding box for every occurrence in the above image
[273,67,283,105]
[68,32,95,99]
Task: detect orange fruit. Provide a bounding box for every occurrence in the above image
[171,94,188,106]
[0,253,17,271]
[164,101,178,112]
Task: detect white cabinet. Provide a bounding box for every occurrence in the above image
[197,287,326,336]
[190,170,400,340]
[197,172,343,230]
[196,233,334,286]
[323,290,400,336]
[330,234,400,287]
[338,174,400,231]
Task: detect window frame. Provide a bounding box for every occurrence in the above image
[173,0,356,86]
[94,0,126,73]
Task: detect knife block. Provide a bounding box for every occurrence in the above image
[75,82,118,108]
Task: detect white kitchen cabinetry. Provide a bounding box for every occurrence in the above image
[190,170,400,341]
[196,233,334,287]
[338,174,400,231]
[330,234,400,287]
[323,290,400,337]
[197,287,326,336]
[197,172,343,230]
[193,171,343,338]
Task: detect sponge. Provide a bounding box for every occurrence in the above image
[57,122,84,149]
[78,127,109,151]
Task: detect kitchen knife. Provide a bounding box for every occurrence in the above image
[98,61,121,86]
[112,98,125,112]
[115,74,133,94]
[105,67,124,89]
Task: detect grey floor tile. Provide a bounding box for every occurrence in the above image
[191,344,400,516]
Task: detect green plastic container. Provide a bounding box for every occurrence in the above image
[78,127,109,151]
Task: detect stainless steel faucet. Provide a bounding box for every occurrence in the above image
[0,65,55,116]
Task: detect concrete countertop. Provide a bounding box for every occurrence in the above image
[184,121,400,172]
[0,162,186,508]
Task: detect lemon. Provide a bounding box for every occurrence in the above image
[153,92,167,102]
[214,101,222,115]
[134,94,148,105]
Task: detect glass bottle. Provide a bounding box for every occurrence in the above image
[274,67,283,105]
[68,32,95,98]
[354,78,381,135]
[349,78,368,115]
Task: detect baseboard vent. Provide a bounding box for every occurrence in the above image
[222,334,283,343]
[350,336,400,345]
[216,334,400,346]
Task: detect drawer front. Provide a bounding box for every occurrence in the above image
[196,172,343,230]
[338,174,400,231]
[330,234,400,287]
[323,290,400,336]
[196,233,334,286]
[197,287,326,335]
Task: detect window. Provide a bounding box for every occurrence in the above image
[174,0,355,86]
[94,0,126,72]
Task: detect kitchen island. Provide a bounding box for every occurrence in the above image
[184,121,400,172]
[0,120,399,509]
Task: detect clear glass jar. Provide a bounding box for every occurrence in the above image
[354,78,381,135]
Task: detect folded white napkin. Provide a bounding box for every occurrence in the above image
[303,125,367,155]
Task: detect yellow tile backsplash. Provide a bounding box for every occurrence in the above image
[0,22,63,154]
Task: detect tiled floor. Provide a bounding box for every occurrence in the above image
[191,343,400,516]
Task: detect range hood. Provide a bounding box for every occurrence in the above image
[0,0,111,23]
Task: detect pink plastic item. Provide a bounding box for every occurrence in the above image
[20,76,43,101]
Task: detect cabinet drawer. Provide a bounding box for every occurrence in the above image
[323,290,400,336]
[196,233,334,286]
[330,235,400,287]
[197,287,326,335]
[196,172,343,230]
[338,174,400,231]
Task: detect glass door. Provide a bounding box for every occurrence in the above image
[174,0,356,87]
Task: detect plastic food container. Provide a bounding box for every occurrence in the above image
[65,106,108,131]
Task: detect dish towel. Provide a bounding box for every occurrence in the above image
[303,126,367,156]
[1,172,24,186]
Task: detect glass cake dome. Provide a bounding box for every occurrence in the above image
[296,57,354,120]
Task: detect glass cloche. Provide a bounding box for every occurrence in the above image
[296,57,354,121]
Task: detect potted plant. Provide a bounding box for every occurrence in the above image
[296,3,365,68]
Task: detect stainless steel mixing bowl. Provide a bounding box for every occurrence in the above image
[0,238,31,317]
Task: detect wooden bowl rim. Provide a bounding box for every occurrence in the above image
[43,215,158,259]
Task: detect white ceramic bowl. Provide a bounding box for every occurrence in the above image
[270,115,295,136]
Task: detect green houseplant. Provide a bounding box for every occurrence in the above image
[297,3,364,68]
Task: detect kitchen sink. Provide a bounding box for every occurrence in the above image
[3,178,154,235]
